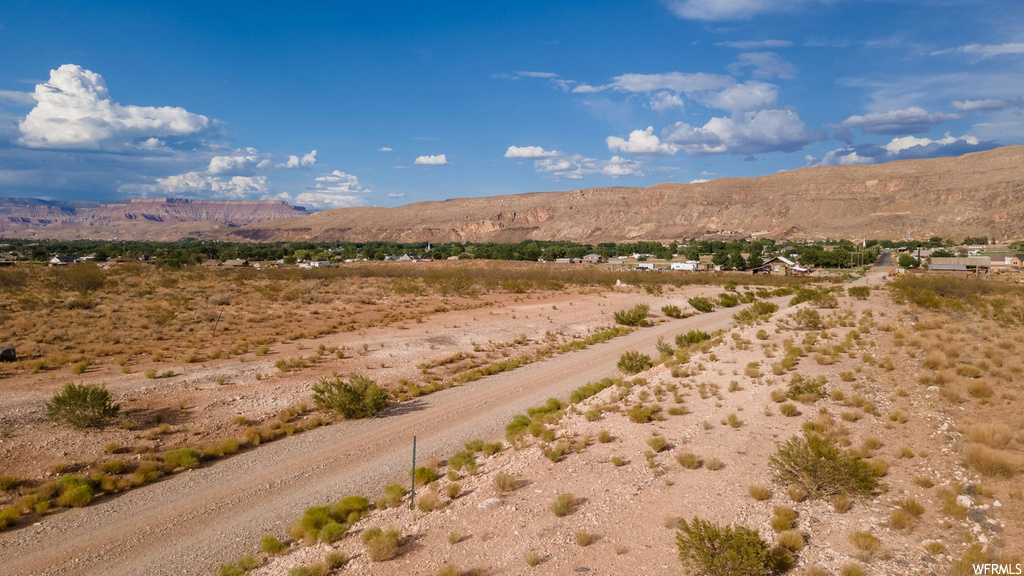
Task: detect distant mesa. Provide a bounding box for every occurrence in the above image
[1,145,1023,242]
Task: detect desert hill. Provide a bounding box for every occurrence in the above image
[236,145,1024,243]
[2,145,1022,242]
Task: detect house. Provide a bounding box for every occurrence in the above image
[582,254,605,264]
[201,259,222,267]
[49,255,76,265]
[636,263,655,270]
[753,256,799,275]
[222,259,249,268]
[1011,255,1024,269]
[299,260,331,269]
[554,258,573,264]
[670,261,700,271]
[928,257,990,273]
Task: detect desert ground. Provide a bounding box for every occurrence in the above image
[1,261,1022,576]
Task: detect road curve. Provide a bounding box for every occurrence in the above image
[0,300,780,576]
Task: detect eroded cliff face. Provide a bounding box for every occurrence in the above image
[0,198,307,239]
[2,145,1023,242]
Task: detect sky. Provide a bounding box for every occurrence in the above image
[1,0,1022,211]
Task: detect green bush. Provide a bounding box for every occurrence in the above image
[447,450,477,471]
[0,505,21,529]
[676,330,711,347]
[769,433,877,498]
[676,517,788,576]
[320,521,347,543]
[614,304,650,326]
[662,304,683,318]
[505,413,532,442]
[717,292,740,308]
[617,350,653,374]
[56,484,94,508]
[312,374,388,419]
[261,535,287,555]
[570,377,618,403]
[494,472,518,495]
[688,296,715,313]
[46,382,120,428]
[413,466,438,486]
[162,448,201,471]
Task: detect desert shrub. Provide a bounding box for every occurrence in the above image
[333,495,369,522]
[786,374,826,402]
[777,530,805,551]
[505,414,532,442]
[688,297,715,313]
[717,292,740,308]
[570,377,618,403]
[416,491,442,512]
[648,435,669,452]
[677,330,711,347]
[618,350,653,374]
[0,506,21,529]
[383,483,407,508]
[550,493,579,518]
[779,403,800,417]
[791,308,822,330]
[705,457,724,471]
[261,535,287,555]
[677,452,701,469]
[676,517,787,576]
[163,448,201,471]
[312,374,388,419]
[101,459,129,475]
[769,433,876,498]
[575,529,592,546]
[447,450,477,472]
[362,527,401,561]
[847,286,870,299]
[46,382,120,428]
[748,485,771,501]
[734,301,779,324]
[662,304,683,318]
[413,466,438,486]
[325,551,350,570]
[628,403,659,423]
[493,472,518,495]
[0,476,21,491]
[56,482,94,508]
[320,521,347,543]
[966,423,1013,448]
[614,304,650,326]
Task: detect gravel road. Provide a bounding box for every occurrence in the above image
[0,303,763,576]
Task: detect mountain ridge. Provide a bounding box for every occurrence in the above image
[2,145,1022,242]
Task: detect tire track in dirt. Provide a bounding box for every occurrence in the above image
[0,301,777,576]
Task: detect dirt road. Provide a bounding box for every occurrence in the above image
[0,303,769,576]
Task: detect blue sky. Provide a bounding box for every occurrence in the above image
[1,0,1022,210]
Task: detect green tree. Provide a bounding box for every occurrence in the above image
[897,253,919,268]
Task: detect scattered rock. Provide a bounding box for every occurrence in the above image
[0,345,15,362]
[967,507,987,523]
[956,495,972,508]
[478,498,503,510]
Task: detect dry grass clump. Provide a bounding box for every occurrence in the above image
[966,423,1013,449]
[550,493,579,517]
[493,472,518,495]
[963,443,1022,477]
[677,452,702,469]
[574,529,592,546]
[849,531,880,560]
[362,527,401,562]
[748,484,771,501]
[776,529,805,551]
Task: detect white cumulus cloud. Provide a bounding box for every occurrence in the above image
[508,146,643,179]
[140,172,270,200]
[951,99,1011,112]
[19,64,209,150]
[378,146,394,152]
[662,108,818,155]
[277,169,374,210]
[606,127,678,155]
[504,145,559,159]
[414,154,449,165]
[281,149,317,169]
